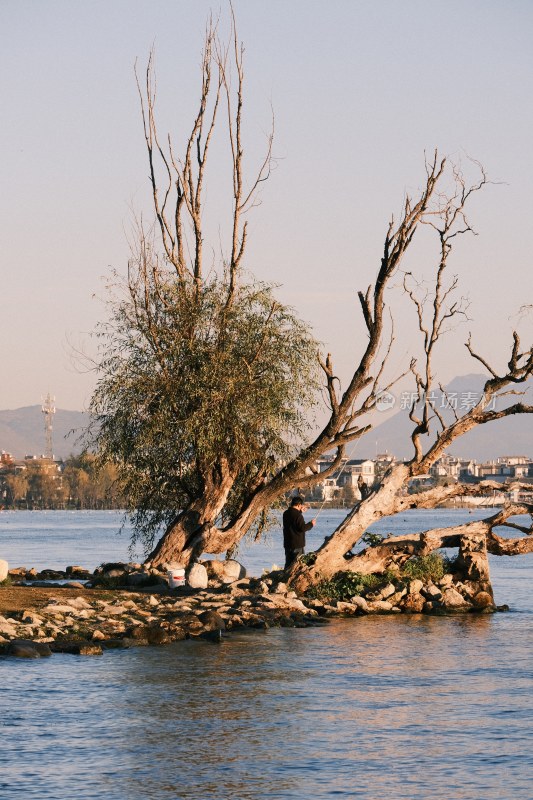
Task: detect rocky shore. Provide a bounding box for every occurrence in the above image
[0,555,504,659]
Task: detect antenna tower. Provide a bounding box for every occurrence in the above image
[41,393,56,460]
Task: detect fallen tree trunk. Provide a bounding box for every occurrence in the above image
[288,501,533,594]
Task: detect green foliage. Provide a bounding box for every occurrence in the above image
[401,553,452,582]
[305,554,455,603]
[89,271,321,552]
[305,569,397,602]
[0,576,13,587]
[361,531,385,547]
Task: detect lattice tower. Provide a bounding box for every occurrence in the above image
[41,393,56,460]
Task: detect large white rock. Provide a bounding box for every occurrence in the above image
[367,600,393,612]
[350,595,369,612]
[442,587,470,608]
[187,563,209,589]
[0,559,8,582]
[221,560,247,584]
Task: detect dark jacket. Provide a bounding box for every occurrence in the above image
[283,506,313,550]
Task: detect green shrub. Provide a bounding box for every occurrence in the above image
[306,569,397,602]
[401,553,453,583]
[0,576,12,587]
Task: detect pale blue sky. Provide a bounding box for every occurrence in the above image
[1,0,532,410]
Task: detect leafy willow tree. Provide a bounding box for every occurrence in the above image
[91,15,533,580]
[91,270,321,557]
[89,17,321,563]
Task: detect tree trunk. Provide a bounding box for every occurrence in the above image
[289,463,411,591]
[147,462,236,568]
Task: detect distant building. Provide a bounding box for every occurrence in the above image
[305,450,531,504]
[338,459,375,488]
[0,451,14,468]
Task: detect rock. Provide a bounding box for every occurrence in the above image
[8,639,52,658]
[350,595,369,613]
[438,574,454,588]
[21,611,44,625]
[192,628,223,643]
[167,625,188,641]
[220,560,247,584]
[42,603,80,615]
[52,640,103,655]
[8,567,27,578]
[379,583,396,600]
[409,579,424,595]
[98,562,127,576]
[202,559,226,578]
[7,642,40,658]
[232,578,253,590]
[389,588,407,606]
[144,625,170,646]
[92,630,105,641]
[148,595,160,607]
[37,569,66,580]
[125,624,170,646]
[102,639,131,649]
[472,591,494,609]
[104,569,125,579]
[78,644,103,656]
[67,597,92,610]
[187,563,208,589]
[457,533,491,583]
[402,592,425,613]
[126,625,151,642]
[336,601,357,614]
[198,610,226,631]
[0,620,18,637]
[422,584,443,601]
[66,566,91,579]
[442,587,471,609]
[0,559,8,582]
[367,600,393,612]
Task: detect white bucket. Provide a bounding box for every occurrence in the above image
[167,567,186,588]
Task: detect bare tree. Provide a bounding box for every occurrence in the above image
[92,16,533,585]
[287,160,533,591]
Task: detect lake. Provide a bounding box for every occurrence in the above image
[1,509,532,799]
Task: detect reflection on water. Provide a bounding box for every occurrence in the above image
[2,610,532,800]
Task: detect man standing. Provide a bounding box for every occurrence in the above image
[282,496,316,570]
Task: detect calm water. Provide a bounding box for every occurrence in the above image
[1,509,532,799]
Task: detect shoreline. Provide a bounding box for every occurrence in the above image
[0,565,504,660]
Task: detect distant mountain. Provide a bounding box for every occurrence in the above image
[1,373,531,463]
[357,374,533,462]
[0,406,89,460]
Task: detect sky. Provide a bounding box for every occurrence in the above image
[1,0,532,412]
